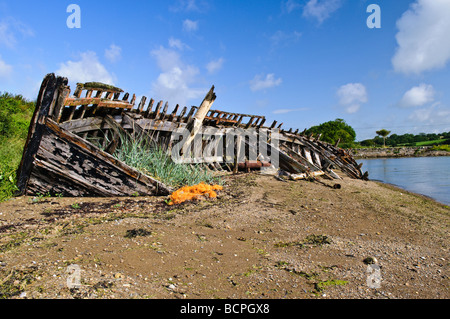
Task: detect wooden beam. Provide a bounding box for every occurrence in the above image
[182,86,216,156]
[17,74,67,195]
[26,118,172,196]
[138,96,147,113]
[64,97,133,109]
[144,98,155,118]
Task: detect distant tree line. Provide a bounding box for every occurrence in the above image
[304,118,449,148]
[360,131,450,147]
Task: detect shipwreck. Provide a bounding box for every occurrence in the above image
[16,73,367,198]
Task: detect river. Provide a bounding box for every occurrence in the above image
[356,156,450,206]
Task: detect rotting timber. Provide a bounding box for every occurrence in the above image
[16,73,367,198]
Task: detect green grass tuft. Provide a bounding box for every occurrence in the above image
[111,132,221,189]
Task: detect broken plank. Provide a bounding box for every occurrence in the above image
[29,118,172,196]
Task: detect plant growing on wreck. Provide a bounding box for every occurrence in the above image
[111,131,221,189]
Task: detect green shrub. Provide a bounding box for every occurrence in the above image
[0,92,35,201]
[0,137,26,201]
[431,144,450,152]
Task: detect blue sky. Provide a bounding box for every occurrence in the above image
[1,0,450,140]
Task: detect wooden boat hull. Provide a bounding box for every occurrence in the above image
[16,73,367,198]
[16,74,171,197]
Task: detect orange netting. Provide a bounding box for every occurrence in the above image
[167,182,224,205]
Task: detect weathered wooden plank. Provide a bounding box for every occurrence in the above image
[313,151,322,167]
[279,144,322,173]
[289,171,325,181]
[185,106,197,124]
[29,118,172,196]
[177,107,187,124]
[122,113,155,144]
[245,117,255,129]
[138,96,147,113]
[17,73,67,195]
[233,135,243,174]
[152,100,163,119]
[59,117,103,133]
[303,148,314,165]
[130,94,136,106]
[52,85,70,123]
[257,118,266,128]
[168,104,179,122]
[159,102,169,121]
[286,132,362,179]
[235,115,243,127]
[104,115,129,154]
[182,86,216,156]
[64,97,133,109]
[78,82,124,93]
[144,98,155,118]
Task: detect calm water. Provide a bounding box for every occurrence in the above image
[357,156,450,206]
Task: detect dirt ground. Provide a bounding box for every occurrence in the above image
[0,171,448,299]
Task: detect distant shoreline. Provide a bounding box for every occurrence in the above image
[349,146,450,159]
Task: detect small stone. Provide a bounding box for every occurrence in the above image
[363,256,378,265]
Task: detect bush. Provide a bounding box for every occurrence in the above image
[305,119,356,145]
[431,144,450,152]
[0,93,35,201]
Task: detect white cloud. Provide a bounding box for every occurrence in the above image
[170,0,209,13]
[392,0,450,74]
[269,30,302,48]
[282,0,301,14]
[183,19,199,32]
[0,17,34,48]
[104,44,122,63]
[250,73,282,92]
[150,45,206,106]
[302,0,343,24]
[0,55,13,78]
[336,83,368,114]
[408,102,450,131]
[399,83,435,108]
[206,58,224,74]
[56,51,115,85]
[168,37,190,50]
[0,22,16,48]
[272,107,308,114]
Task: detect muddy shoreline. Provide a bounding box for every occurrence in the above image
[350,146,450,159]
[0,173,448,299]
